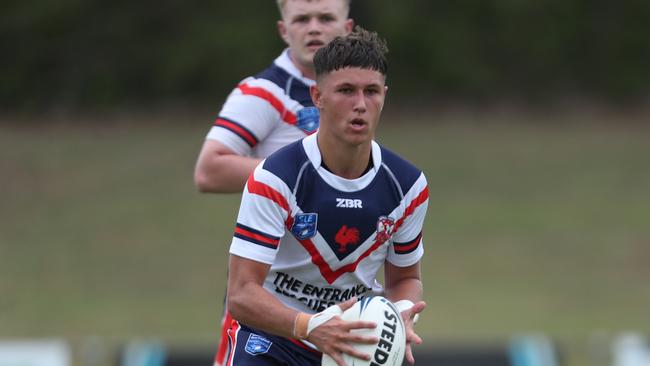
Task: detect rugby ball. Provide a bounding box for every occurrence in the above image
[321,296,406,366]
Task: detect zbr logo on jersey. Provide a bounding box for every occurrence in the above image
[336,198,363,208]
[291,213,318,240]
[376,216,396,244]
[296,107,319,133]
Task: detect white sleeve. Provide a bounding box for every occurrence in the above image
[206,77,285,156]
[386,173,429,267]
[229,165,292,264]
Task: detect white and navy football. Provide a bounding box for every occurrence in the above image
[321,296,406,366]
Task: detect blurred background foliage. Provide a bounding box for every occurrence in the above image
[2,0,650,112]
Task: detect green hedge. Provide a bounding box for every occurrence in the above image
[2,0,649,110]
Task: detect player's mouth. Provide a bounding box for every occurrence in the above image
[349,118,368,131]
[306,40,325,50]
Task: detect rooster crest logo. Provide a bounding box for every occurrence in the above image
[335,225,360,253]
[376,216,395,244]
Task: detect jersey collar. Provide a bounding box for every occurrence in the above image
[301,133,382,192]
[274,49,316,87]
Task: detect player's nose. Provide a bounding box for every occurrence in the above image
[352,90,367,112]
[307,17,323,34]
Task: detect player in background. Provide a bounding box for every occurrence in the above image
[194,0,354,193]
[225,27,428,366]
[193,1,353,365]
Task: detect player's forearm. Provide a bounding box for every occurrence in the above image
[227,281,299,339]
[384,277,423,304]
[194,154,261,193]
[384,261,423,303]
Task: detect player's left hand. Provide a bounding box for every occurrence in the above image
[395,300,426,364]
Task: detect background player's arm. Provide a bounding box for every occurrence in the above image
[193,140,262,193]
[384,260,426,364]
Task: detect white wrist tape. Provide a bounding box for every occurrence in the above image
[306,303,343,336]
[394,299,419,324]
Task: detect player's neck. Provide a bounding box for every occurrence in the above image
[289,54,316,80]
[317,135,372,179]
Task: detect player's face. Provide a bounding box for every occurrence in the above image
[278,0,353,74]
[311,67,387,147]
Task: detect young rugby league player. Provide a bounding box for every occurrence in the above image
[224,27,428,366]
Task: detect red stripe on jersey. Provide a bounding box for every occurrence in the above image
[246,175,290,213]
[394,186,429,231]
[234,227,280,247]
[294,234,386,285]
[394,233,422,253]
[214,118,257,147]
[238,83,298,125]
[285,214,295,234]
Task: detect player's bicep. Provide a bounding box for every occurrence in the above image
[384,260,421,288]
[383,260,423,303]
[226,254,275,322]
[195,139,236,169]
[228,254,271,291]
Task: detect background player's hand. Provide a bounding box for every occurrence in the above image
[307,298,378,366]
[399,300,426,364]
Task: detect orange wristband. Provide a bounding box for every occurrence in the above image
[293,312,311,339]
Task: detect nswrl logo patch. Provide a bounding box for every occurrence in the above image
[296,107,319,133]
[245,334,272,355]
[291,213,318,240]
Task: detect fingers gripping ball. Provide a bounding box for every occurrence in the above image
[394,299,419,324]
[321,296,406,366]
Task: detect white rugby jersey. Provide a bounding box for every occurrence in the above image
[229,133,429,316]
[206,49,319,159]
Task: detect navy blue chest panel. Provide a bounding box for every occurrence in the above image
[295,167,402,260]
[264,142,422,260]
[256,65,314,107]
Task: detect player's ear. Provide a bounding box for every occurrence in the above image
[344,18,354,34]
[277,20,289,44]
[380,85,388,111]
[310,84,322,108]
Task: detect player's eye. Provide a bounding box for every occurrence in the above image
[319,14,335,23]
[294,15,310,23]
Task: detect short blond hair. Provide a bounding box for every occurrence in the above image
[276,0,351,17]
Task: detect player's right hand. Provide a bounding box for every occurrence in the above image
[304,298,378,366]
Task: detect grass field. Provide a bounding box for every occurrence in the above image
[1,109,649,365]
